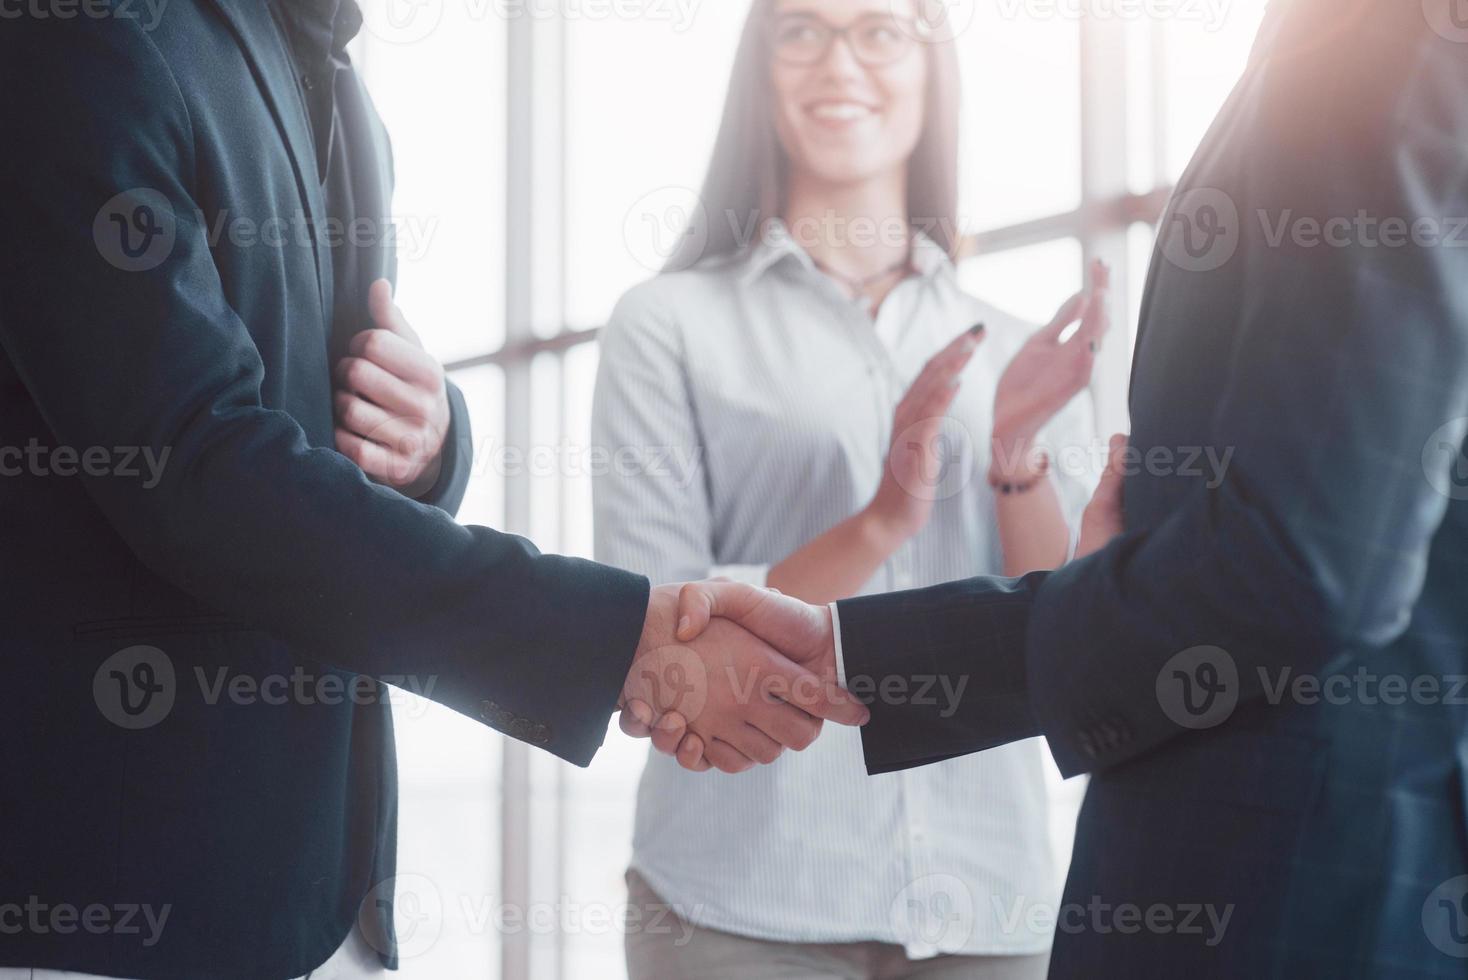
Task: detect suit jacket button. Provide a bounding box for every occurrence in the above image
[1077,732,1099,759]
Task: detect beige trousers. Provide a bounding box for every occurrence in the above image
[624,870,1051,980]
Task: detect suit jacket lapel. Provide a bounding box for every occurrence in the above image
[203,0,332,321]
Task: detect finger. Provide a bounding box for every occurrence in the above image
[1100,433,1128,491]
[766,659,871,728]
[367,278,424,346]
[675,733,711,772]
[334,392,415,446]
[335,356,431,420]
[349,326,442,390]
[703,738,756,775]
[619,699,655,739]
[751,701,823,752]
[650,711,690,757]
[902,325,983,413]
[727,723,784,766]
[909,365,965,423]
[676,580,786,644]
[1039,292,1087,343]
[1077,291,1111,350]
[335,427,418,486]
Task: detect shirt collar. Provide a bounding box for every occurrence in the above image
[739,218,954,287]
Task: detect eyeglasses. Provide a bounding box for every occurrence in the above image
[767,12,929,68]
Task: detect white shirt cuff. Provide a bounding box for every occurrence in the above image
[828,602,848,689]
[708,564,770,588]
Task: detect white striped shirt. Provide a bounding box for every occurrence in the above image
[591,223,1098,958]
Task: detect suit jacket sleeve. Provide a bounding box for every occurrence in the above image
[0,16,647,767]
[841,17,1468,777]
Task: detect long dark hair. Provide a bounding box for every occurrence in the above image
[663,0,962,273]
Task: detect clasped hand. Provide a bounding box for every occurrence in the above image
[620,582,864,774]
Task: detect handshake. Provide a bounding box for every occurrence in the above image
[618,581,864,775]
[616,430,1130,774]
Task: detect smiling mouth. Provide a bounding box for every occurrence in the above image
[805,101,880,125]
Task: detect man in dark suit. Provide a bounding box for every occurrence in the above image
[0,1,868,977]
[668,1,1468,975]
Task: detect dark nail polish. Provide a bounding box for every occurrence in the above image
[970,322,986,336]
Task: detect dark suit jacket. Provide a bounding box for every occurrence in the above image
[839,2,1468,976]
[0,1,649,977]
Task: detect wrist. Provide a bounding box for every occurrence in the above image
[859,501,917,553]
[989,430,1046,481]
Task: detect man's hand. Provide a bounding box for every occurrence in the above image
[334,279,451,498]
[1076,433,1127,560]
[621,582,846,772]
[619,582,862,774]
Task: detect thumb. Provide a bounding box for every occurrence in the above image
[1094,433,1128,503]
[675,581,717,642]
[675,579,774,642]
[367,278,422,343]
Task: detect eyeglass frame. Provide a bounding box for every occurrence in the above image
[763,10,936,68]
